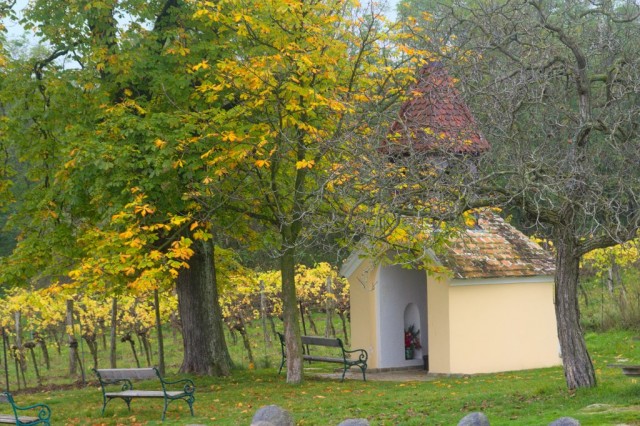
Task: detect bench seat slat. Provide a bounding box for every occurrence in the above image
[0,413,39,423]
[303,355,344,363]
[106,390,187,398]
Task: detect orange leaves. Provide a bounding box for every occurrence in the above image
[255,159,271,168]
[169,238,195,261]
[133,204,155,217]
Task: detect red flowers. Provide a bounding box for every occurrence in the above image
[404,325,421,350]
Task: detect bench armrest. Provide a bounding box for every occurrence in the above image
[13,402,52,422]
[344,348,368,363]
[160,377,196,395]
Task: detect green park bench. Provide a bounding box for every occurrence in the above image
[277,332,368,381]
[0,392,51,426]
[608,364,640,376]
[93,367,195,421]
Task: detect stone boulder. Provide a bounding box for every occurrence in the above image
[548,417,580,426]
[458,412,490,426]
[337,419,370,426]
[251,405,294,426]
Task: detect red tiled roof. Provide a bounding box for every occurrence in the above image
[438,210,555,279]
[384,62,490,156]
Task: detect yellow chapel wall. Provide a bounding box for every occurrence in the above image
[348,259,380,369]
[448,277,561,374]
[427,274,451,374]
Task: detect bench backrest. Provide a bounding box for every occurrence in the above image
[301,336,343,348]
[95,368,157,381]
[277,332,344,349]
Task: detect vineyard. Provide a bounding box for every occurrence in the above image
[0,262,348,391]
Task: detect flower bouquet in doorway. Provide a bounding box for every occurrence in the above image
[404,324,421,360]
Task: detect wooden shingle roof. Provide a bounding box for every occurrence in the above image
[438,210,555,279]
[384,62,490,156]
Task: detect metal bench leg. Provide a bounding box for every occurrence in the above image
[341,365,348,382]
[360,365,367,381]
[162,398,169,421]
[124,397,132,412]
[278,357,285,374]
[187,395,195,416]
[102,396,119,416]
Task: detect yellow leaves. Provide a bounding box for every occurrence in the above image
[119,229,134,239]
[134,204,155,217]
[169,238,195,260]
[387,227,410,245]
[167,46,191,56]
[192,60,210,71]
[64,158,77,169]
[463,211,477,228]
[123,266,136,276]
[193,230,213,241]
[149,250,163,261]
[154,139,167,149]
[129,238,144,249]
[170,215,190,226]
[295,159,315,170]
[221,131,242,142]
[254,159,271,168]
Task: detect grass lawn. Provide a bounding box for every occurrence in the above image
[3,329,640,425]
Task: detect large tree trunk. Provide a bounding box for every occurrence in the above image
[176,238,231,376]
[280,246,303,384]
[554,234,596,389]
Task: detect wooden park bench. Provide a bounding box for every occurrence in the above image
[93,367,195,421]
[608,364,640,376]
[277,332,368,381]
[0,392,51,426]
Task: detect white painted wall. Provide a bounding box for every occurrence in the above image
[377,265,428,368]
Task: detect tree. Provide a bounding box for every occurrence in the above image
[0,0,234,376]
[189,0,425,383]
[399,0,640,389]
